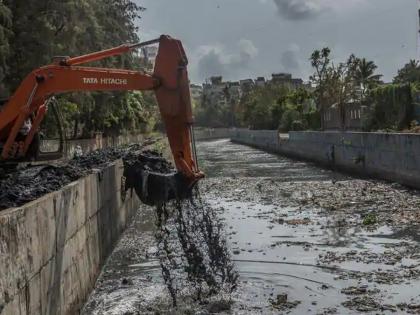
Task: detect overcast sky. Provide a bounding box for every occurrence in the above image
[135,0,419,84]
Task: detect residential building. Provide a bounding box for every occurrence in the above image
[239,79,254,93]
[255,77,266,87]
[210,76,223,85]
[190,84,203,103]
[143,46,158,62]
[139,46,158,71]
[291,78,304,89]
[270,73,304,89]
[202,77,243,109]
[227,81,241,100]
[271,73,292,82]
[202,76,229,108]
[200,73,306,110]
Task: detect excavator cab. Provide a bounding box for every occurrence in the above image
[34,98,65,161]
[0,97,64,164]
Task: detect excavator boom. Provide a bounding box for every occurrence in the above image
[0,35,204,188]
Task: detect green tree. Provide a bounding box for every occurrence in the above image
[0,1,11,97]
[4,0,144,89]
[309,47,331,129]
[286,88,311,114]
[310,49,382,130]
[354,58,382,101]
[3,0,153,138]
[195,89,233,128]
[239,84,290,130]
[394,60,420,84]
[366,84,413,131]
[280,88,319,131]
[310,51,357,129]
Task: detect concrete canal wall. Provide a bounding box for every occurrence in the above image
[56,129,231,156]
[65,134,144,158]
[194,128,232,141]
[50,129,232,158]
[231,129,420,188]
[42,134,144,160]
[0,159,143,315]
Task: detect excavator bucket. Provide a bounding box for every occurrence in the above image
[132,171,191,206]
[123,150,194,206]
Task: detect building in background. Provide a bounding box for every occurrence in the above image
[227,81,241,101]
[200,72,306,110]
[271,73,292,82]
[255,77,266,87]
[202,76,243,110]
[239,79,254,93]
[269,73,304,89]
[140,46,158,71]
[202,76,228,109]
[190,84,203,104]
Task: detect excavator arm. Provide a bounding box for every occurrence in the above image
[0,35,204,185]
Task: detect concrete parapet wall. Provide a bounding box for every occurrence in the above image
[65,134,144,159]
[42,134,144,160]
[56,130,232,157]
[194,128,232,141]
[0,160,142,315]
[231,129,420,188]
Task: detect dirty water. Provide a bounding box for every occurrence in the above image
[83,139,420,314]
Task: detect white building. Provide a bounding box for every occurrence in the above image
[190,84,203,103]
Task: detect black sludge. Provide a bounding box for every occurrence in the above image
[154,197,238,307]
[0,147,127,210]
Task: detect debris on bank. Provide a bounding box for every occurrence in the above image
[270,293,301,311]
[362,212,378,226]
[341,296,396,313]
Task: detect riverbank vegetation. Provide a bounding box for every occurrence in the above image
[0,0,159,139]
[2,0,419,135]
[194,48,420,132]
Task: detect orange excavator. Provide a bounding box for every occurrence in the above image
[0,35,204,192]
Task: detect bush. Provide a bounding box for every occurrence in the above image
[366,84,413,131]
[291,120,307,131]
[279,109,300,131]
[304,110,321,130]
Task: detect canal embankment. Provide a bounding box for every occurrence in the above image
[0,158,144,315]
[0,129,229,315]
[231,129,420,189]
[83,139,420,314]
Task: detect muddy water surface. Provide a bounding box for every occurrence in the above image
[83,139,420,314]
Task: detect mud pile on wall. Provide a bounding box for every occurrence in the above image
[0,147,127,210]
